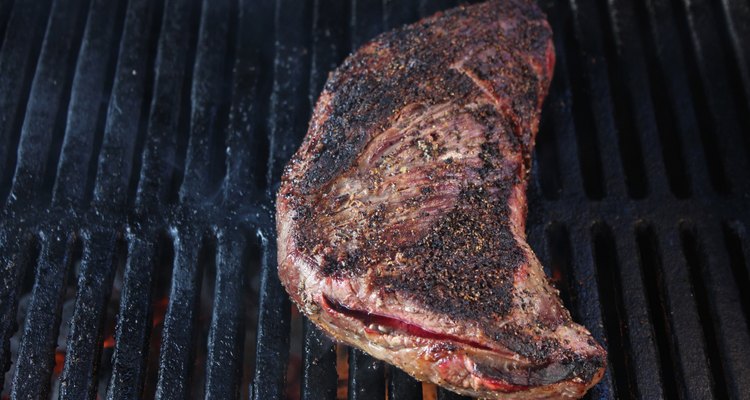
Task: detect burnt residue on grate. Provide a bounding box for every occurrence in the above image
[0,0,749,399]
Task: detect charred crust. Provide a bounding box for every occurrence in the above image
[489,325,558,363]
[321,251,364,277]
[473,343,605,386]
[485,323,605,383]
[375,185,526,320]
[567,350,606,382]
[299,122,368,193]
[479,141,503,178]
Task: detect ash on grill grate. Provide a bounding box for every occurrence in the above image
[0,0,749,399]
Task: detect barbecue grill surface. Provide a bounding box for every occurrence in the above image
[0,0,749,399]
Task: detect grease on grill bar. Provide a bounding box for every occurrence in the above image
[0,0,748,399]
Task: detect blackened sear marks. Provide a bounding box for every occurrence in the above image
[321,250,364,277]
[473,342,606,385]
[376,185,526,321]
[300,120,368,191]
[480,141,504,177]
[568,350,607,383]
[485,323,607,382]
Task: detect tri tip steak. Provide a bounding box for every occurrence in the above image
[276,0,606,398]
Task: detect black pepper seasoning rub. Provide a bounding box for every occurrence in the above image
[376,185,525,320]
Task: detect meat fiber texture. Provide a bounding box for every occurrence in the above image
[276,0,606,398]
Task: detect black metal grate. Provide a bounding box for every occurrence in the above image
[0,0,748,399]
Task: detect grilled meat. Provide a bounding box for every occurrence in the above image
[276,0,606,398]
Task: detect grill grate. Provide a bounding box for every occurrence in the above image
[1,0,749,399]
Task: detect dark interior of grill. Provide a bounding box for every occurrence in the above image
[0,0,748,399]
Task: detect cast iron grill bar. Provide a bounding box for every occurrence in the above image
[204,230,248,399]
[534,85,564,200]
[632,0,695,200]
[154,232,202,399]
[348,348,386,400]
[388,367,423,400]
[595,0,656,199]
[299,0,347,398]
[557,1,607,199]
[722,0,750,87]
[0,0,52,205]
[58,229,119,400]
[309,0,349,104]
[91,0,159,211]
[94,3,161,395]
[640,0,714,195]
[677,227,729,398]
[265,0,312,187]
[714,0,750,168]
[609,223,664,398]
[436,390,465,400]
[678,0,750,195]
[607,0,669,198]
[133,0,197,212]
[8,0,88,209]
[250,0,310,397]
[4,0,88,395]
[251,232,290,400]
[350,0,383,50]
[717,8,750,159]
[604,0,672,199]
[154,0,233,393]
[717,0,750,121]
[221,0,274,207]
[632,225,682,399]
[688,221,750,398]
[671,0,742,197]
[177,3,245,398]
[11,230,77,399]
[539,0,586,200]
[222,42,261,207]
[301,319,337,400]
[105,234,160,399]
[383,0,418,30]
[656,225,715,398]
[0,0,12,45]
[238,0,276,197]
[127,1,200,396]
[51,0,125,209]
[418,0,457,17]
[728,222,750,297]
[0,232,36,390]
[567,0,629,200]
[5,0,89,211]
[179,0,233,205]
